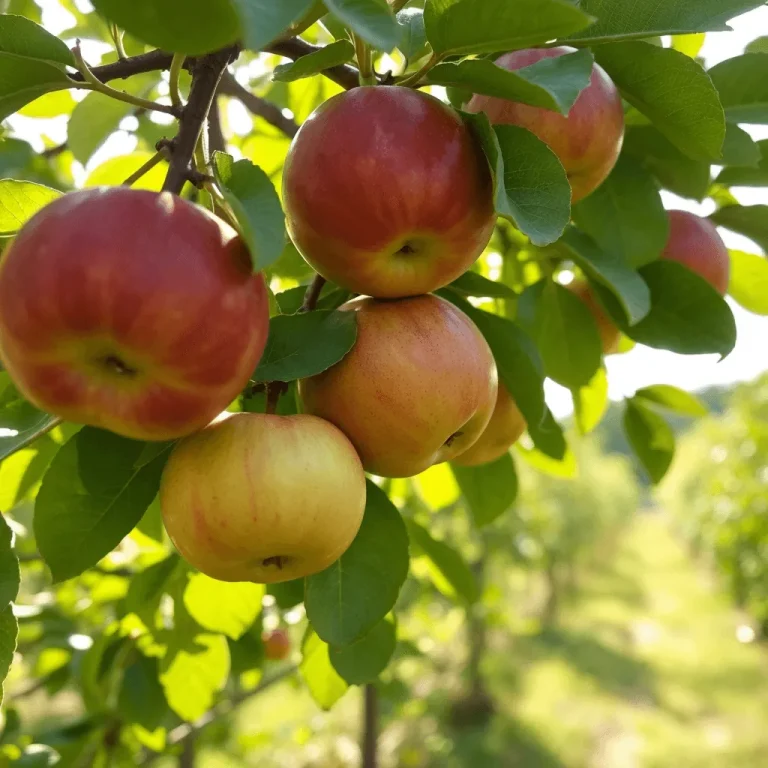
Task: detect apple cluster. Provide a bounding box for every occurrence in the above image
[0,49,731,587]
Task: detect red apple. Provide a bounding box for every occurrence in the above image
[299,294,498,478]
[0,188,269,440]
[452,384,526,467]
[662,210,730,295]
[568,280,622,356]
[283,86,496,298]
[467,47,625,202]
[263,629,291,661]
[160,413,366,583]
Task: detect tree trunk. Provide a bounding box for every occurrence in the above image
[361,684,378,768]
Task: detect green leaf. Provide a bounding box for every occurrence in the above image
[559,226,652,324]
[0,383,59,464]
[67,92,134,166]
[396,8,428,62]
[300,629,348,709]
[518,281,602,389]
[118,655,168,732]
[448,271,516,300]
[515,434,575,477]
[330,618,396,685]
[623,125,711,201]
[0,14,75,66]
[426,50,594,115]
[17,88,76,118]
[324,0,400,52]
[85,152,169,192]
[160,633,230,721]
[570,0,765,39]
[184,574,264,640]
[709,205,768,253]
[407,519,479,602]
[274,40,355,82]
[571,154,669,270]
[267,578,306,610]
[526,407,568,462]
[623,398,675,484]
[91,0,240,55]
[423,0,593,57]
[212,152,285,272]
[0,55,69,122]
[0,605,18,705]
[0,179,60,237]
[747,36,768,54]
[463,113,570,246]
[671,33,705,58]
[0,515,19,611]
[233,0,317,52]
[720,123,761,166]
[709,53,768,124]
[125,554,179,621]
[253,309,357,382]
[595,42,724,163]
[595,261,737,358]
[13,745,60,767]
[451,452,518,528]
[305,481,408,647]
[573,366,609,435]
[34,428,170,583]
[727,250,768,315]
[633,384,708,417]
[717,139,768,186]
[442,294,546,431]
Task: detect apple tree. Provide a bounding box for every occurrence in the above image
[0,0,766,763]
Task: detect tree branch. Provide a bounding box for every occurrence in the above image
[208,96,227,154]
[68,49,175,84]
[300,275,327,312]
[266,38,360,90]
[163,47,238,195]
[218,71,299,138]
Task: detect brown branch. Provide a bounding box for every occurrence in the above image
[362,684,379,768]
[68,49,175,84]
[218,71,299,138]
[266,38,360,90]
[300,275,327,312]
[163,47,238,195]
[208,96,227,154]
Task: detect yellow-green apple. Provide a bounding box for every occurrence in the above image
[263,629,291,661]
[568,280,622,355]
[452,384,526,466]
[283,86,496,298]
[662,210,729,295]
[466,47,625,202]
[299,294,498,478]
[160,412,366,583]
[0,188,269,441]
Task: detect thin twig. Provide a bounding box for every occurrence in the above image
[266,38,361,90]
[208,96,227,154]
[162,47,239,195]
[397,52,443,88]
[121,151,165,186]
[218,71,299,138]
[300,275,327,312]
[169,53,186,111]
[110,23,127,60]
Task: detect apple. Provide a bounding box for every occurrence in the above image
[466,47,625,202]
[662,210,730,295]
[0,187,269,441]
[452,384,526,467]
[568,280,622,356]
[160,413,366,583]
[299,294,498,478]
[283,86,496,298]
[263,629,291,661]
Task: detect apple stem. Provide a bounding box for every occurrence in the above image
[354,35,377,87]
[300,275,327,313]
[109,23,127,61]
[70,42,182,118]
[396,53,443,89]
[265,382,288,414]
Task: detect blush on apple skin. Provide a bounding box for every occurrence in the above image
[662,210,730,296]
[283,86,496,299]
[467,47,625,203]
[567,280,622,356]
[0,187,270,441]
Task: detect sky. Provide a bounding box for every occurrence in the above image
[6,1,768,418]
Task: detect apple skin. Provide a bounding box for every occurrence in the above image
[452,384,526,467]
[0,188,269,441]
[299,294,498,478]
[263,629,291,661]
[283,86,496,298]
[160,413,366,584]
[466,47,625,202]
[568,280,622,356]
[662,210,730,295]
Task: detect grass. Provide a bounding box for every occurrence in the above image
[209,512,768,767]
